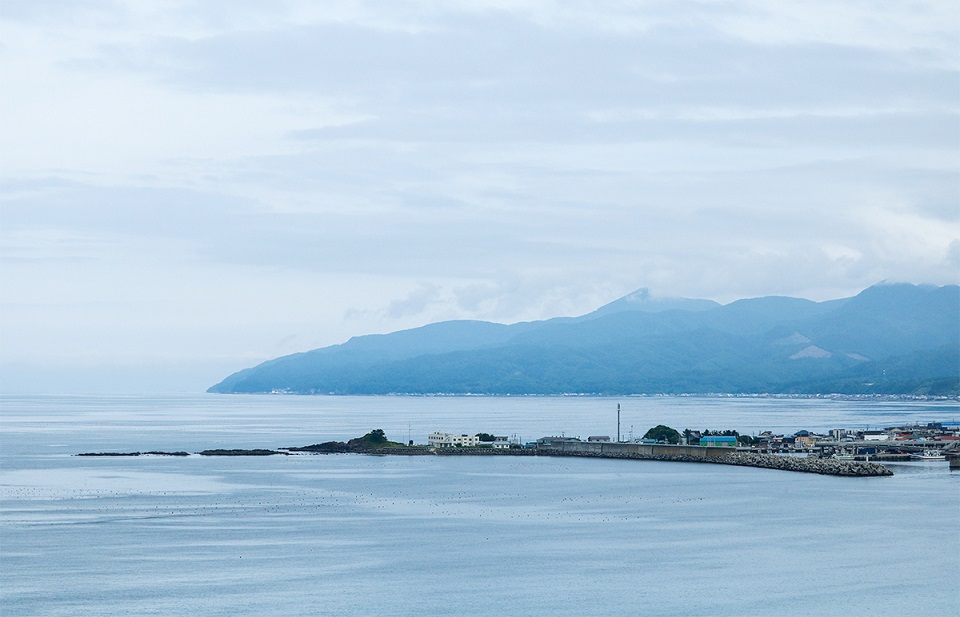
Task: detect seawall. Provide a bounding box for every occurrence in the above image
[536,441,893,477]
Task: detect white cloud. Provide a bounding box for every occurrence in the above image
[0,0,956,392]
[714,0,959,59]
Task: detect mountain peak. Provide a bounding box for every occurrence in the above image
[583,288,720,319]
[624,288,652,302]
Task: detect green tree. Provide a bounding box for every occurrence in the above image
[703,429,739,437]
[643,425,681,444]
[364,429,387,444]
[475,433,496,442]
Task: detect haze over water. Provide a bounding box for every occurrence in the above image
[3,2,957,614]
[2,394,957,616]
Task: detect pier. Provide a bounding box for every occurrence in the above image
[535,440,893,477]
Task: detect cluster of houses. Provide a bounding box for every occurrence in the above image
[748,422,960,452]
[858,422,960,443]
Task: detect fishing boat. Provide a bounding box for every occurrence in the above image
[911,449,945,461]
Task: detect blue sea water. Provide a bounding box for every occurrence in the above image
[1,394,958,616]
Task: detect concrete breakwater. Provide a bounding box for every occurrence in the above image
[537,441,893,477]
[374,442,892,475]
[431,447,537,456]
[360,446,537,456]
[719,451,893,476]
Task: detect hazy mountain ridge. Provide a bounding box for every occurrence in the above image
[209,283,960,396]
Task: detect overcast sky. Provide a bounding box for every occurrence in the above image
[1,0,958,393]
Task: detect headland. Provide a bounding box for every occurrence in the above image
[77,433,895,476]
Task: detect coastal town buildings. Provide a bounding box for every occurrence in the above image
[700,435,737,447]
[794,431,817,448]
[424,422,959,459]
[428,432,480,448]
[536,436,583,447]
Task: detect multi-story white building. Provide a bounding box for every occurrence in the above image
[428,432,480,448]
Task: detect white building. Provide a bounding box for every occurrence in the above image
[428,432,480,448]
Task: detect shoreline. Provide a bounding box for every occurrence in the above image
[203,392,959,401]
[76,443,895,477]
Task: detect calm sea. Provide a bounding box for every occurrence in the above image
[1,394,958,616]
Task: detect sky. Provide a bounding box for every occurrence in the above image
[1,0,958,394]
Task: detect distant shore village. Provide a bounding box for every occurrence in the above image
[427,422,960,462]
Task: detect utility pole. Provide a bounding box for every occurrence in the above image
[617,404,621,443]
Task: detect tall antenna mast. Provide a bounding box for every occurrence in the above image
[617,403,621,443]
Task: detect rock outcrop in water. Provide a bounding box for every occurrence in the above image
[76,451,189,457]
[285,441,352,453]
